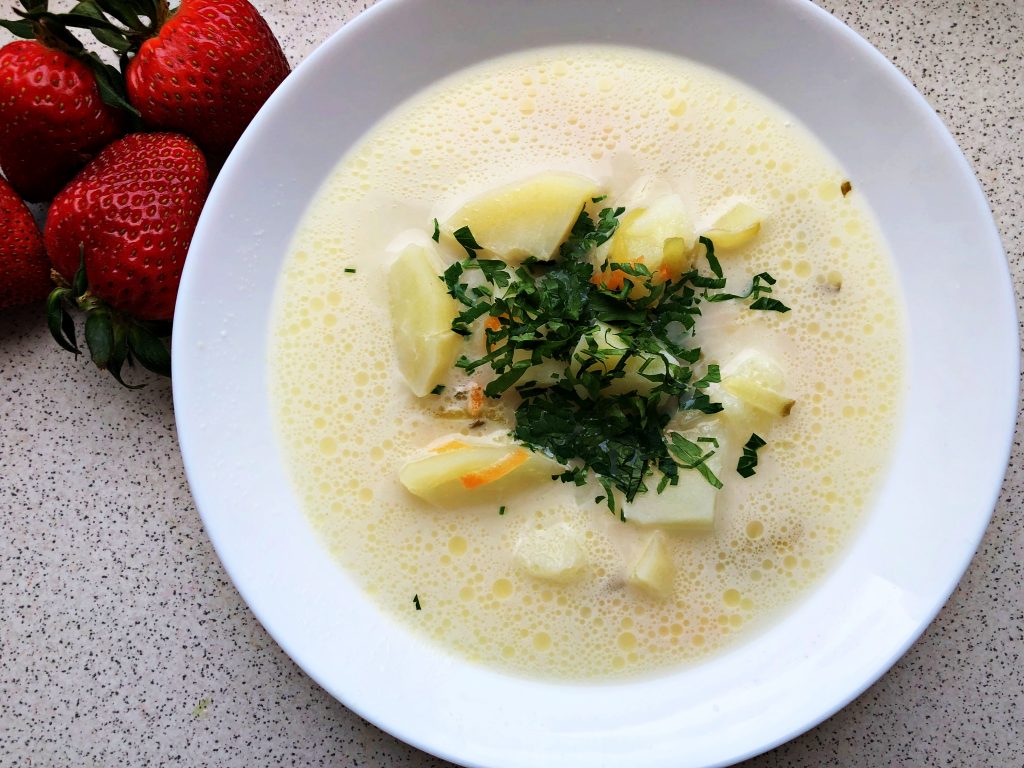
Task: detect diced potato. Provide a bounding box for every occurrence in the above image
[570,321,675,395]
[703,202,763,250]
[721,350,795,418]
[514,523,587,583]
[444,172,599,264]
[398,435,562,507]
[627,532,675,597]
[726,349,785,390]
[722,377,795,417]
[625,422,724,531]
[714,387,768,439]
[517,357,565,389]
[387,242,462,397]
[599,194,696,295]
[508,349,566,389]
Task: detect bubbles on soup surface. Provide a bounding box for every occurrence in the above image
[269,46,903,678]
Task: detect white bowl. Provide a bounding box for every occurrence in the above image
[172,1,1018,765]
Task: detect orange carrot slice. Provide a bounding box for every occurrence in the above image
[432,439,470,454]
[468,382,485,417]
[460,448,530,489]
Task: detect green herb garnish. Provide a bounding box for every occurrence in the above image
[702,255,789,312]
[498,505,506,516]
[452,225,483,258]
[431,218,441,242]
[430,384,446,395]
[737,433,767,478]
[668,432,723,489]
[413,594,422,610]
[441,209,786,511]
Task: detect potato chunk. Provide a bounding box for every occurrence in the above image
[514,523,587,583]
[721,350,795,418]
[625,422,724,531]
[387,242,461,397]
[570,321,676,395]
[627,532,675,597]
[598,194,695,296]
[703,202,763,250]
[398,435,562,507]
[444,172,598,264]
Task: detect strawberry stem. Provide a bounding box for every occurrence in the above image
[154,0,170,29]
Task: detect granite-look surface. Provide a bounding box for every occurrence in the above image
[1,1,1021,766]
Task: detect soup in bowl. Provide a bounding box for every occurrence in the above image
[269,44,904,680]
[172,1,1016,766]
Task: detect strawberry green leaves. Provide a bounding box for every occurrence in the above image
[127,323,172,376]
[84,309,116,369]
[47,289,80,356]
[59,0,169,54]
[46,250,172,387]
[0,18,35,37]
[1,0,48,33]
[46,250,85,355]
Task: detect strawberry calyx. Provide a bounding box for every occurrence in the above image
[1,1,139,115]
[31,0,172,58]
[47,250,171,389]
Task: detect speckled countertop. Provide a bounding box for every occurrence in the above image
[1,1,1021,766]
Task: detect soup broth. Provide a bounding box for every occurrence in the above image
[269,46,904,679]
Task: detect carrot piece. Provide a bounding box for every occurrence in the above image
[483,314,507,353]
[468,382,484,417]
[591,258,646,292]
[460,448,530,489]
[432,439,470,454]
[591,259,673,294]
[591,267,628,291]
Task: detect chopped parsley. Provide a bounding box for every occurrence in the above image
[440,208,787,511]
[452,225,484,258]
[737,433,767,478]
[430,384,446,395]
[498,505,506,516]
[431,218,441,242]
[668,432,723,489]
[344,267,357,274]
[412,594,422,610]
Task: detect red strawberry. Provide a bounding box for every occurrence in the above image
[106,0,290,162]
[45,131,208,385]
[0,39,127,202]
[46,132,209,322]
[0,176,50,310]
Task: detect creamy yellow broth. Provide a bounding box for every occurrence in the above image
[269,46,905,679]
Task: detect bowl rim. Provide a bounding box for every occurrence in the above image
[172,1,1019,766]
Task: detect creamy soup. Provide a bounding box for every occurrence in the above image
[269,46,904,679]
